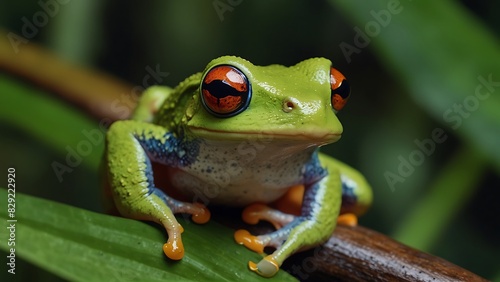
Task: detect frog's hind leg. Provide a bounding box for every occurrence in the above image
[337,173,372,226]
[318,153,373,226]
[234,174,341,277]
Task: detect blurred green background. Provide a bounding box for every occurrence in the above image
[0,0,499,281]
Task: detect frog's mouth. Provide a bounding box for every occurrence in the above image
[188,126,341,145]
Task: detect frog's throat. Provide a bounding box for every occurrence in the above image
[187,126,341,144]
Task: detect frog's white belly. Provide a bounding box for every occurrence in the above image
[167,139,316,206]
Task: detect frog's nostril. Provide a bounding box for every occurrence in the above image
[282,98,297,113]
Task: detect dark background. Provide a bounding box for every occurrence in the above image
[0,1,499,281]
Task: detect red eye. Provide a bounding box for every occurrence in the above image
[330,67,350,112]
[201,65,251,117]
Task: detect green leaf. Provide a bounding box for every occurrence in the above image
[0,189,297,281]
[330,0,500,172]
[0,73,104,172]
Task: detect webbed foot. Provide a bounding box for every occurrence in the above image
[234,203,296,253]
[153,192,211,259]
[234,203,305,277]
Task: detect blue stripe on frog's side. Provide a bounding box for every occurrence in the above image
[340,174,358,210]
[136,132,200,168]
[303,150,328,186]
[304,151,359,213]
[300,150,329,217]
[133,131,200,207]
[300,181,323,218]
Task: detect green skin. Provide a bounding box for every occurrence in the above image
[106,56,372,277]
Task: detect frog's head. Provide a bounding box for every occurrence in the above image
[185,56,350,146]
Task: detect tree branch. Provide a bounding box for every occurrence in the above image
[0,29,135,122]
[0,32,488,282]
[296,225,489,281]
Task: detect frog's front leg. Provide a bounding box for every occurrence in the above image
[235,168,341,277]
[106,120,210,260]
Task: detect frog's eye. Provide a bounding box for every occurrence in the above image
[201,65,251,117]
[330,67,350,112]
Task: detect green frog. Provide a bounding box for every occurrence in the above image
[105,56,372,277]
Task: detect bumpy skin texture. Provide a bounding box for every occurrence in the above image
[105,56,372,277]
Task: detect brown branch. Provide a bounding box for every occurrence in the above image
[290,225,489,281]
[0,30,489,282]
[0,29,136,122]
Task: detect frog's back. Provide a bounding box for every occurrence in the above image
[153,72,202,132]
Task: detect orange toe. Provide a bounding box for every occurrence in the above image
[163,238,184,260]
[337,213,358,226]
[234,229,265,253]
[191,203,211,224]
[241,203,269,225]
